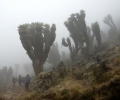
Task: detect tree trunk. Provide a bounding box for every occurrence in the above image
[33,61,43,76]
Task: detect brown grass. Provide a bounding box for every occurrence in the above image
[0,95,5,100]
[20,48,120,100]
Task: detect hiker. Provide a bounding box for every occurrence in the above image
[18,75,22,86]
[12,77,17,87]
[24,74,30,91]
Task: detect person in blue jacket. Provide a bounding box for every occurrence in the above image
[24,74,30,91]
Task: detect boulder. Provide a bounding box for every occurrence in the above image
[34,71,54,92]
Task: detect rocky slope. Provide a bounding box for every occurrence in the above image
[1,37,120,100]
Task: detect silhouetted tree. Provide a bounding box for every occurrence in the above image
[103,14,118,38]
[2,66,8,81]
[91,22,101,51]
[62,51,66,61]
[47,42,61,66]
[62,10,90,61]
[62,37,77,61]
[0,66,13,81]
[15,64,19,77]
[100,31,107,42]
[8,66,13,80]
[18,22,56,76]
[0,69,4,81]
[23,63,32,74]
[87,26,94,51]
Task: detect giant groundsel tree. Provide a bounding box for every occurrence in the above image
[62,10,90,61]
[47,42,61,66]
[62,10,102,61]
[91,22,101,50]
[103,14,118,38]
[18,22,56,76]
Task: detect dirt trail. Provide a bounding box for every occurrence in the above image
[2,82,33,100]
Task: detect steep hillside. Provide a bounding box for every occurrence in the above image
[21,38,120,100]
[1,37,120,100]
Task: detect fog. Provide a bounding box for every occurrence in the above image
[0,0,120,74]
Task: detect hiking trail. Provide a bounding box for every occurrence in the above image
[2,82,33,100]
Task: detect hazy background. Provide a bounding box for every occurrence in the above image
[0,0,120,68]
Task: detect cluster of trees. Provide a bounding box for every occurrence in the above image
[0,66,13,82]
[62,10,101,62]
[18,10,119,76]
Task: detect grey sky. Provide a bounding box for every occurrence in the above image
[0,0,120,67]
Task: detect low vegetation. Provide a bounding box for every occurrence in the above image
[20,38,120,100]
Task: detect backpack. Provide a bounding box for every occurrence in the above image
[26,76,30,83]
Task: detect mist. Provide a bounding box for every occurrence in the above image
[1,0,120,99]
[0,0,120,74]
